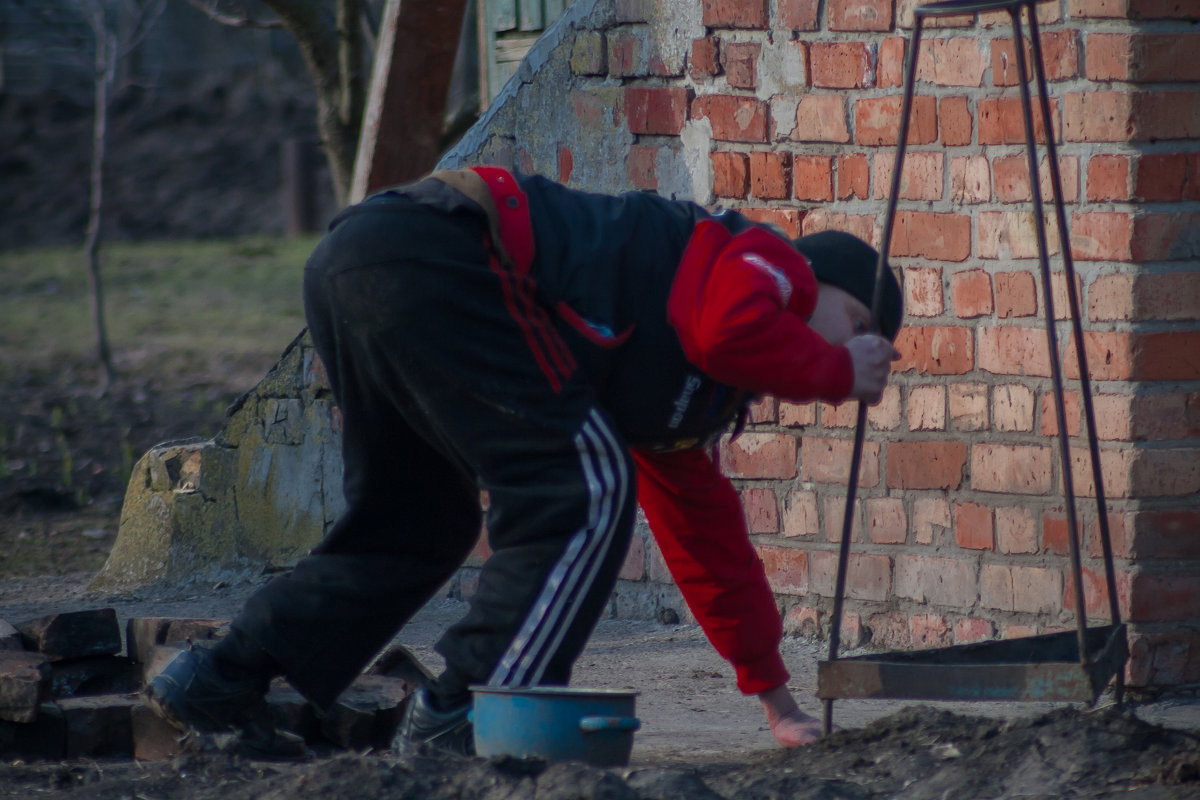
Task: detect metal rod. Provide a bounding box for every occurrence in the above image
[1024,4,1123,703]
[823,14,926,738]
[1008,4,1090,667]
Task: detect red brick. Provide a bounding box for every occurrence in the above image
[1063,91,1133,143]
[950,269,993,318]
[1013,566,1064,614]
[878,37,906,88]
[625,145,656,190]
[1130,571,1200,623]
[887,441,967,490]
[1077,330,1200,382]
[955,502,994,550]
[868,385,902,431]
[782,489,820,537]
[723,41,760,89]
[1132,212,1200,262]
[913,497,951,544]
[811,42,873,89]
[970,443,1054,494]
[910,614,952,648]
[721,432,797,478]
[979,97,1056,145]
[799,210,876,244]
[607,30,643,78]
[992,32,1079,86]
[950,156,989,204]
[1042,509,1081,556]
[702,0,769,28]
[820,401,858,428]
[856,96,938,146]
[1086,154,1131,201]
[907,384,946,431]
[800,436,881,486]
[939,96,973,146]
[847,554,893,601]
[692,94,768,142]
[837,154,869,200]
[625,87,689,135]
[996,506,1037,554]
[889,211,971,261]
[749,150,791,200]
[783,605,821,638]
[993,384,1036,432]
[894,554,977,607]
[873,152,943,201]
[689,37,721,80]
[1129,0,1200,19]
[712,151,749,198]
[828,0,893,31]
[978,327,1051,377]
[994,271,1038,318]
[1132,391,1200,441]
[822,495,864,543]
[619,535,646,580]
[757,545,808,595]
[867,497,907,544]
[1131,509,1200,560]
[916,36,987,87]
[894,325,974,374]
[570,89,617,129]
[742,488,779,534]
[779,400,817,427]
[1070,211,1132,261]
[1132,91,1200,141]
[793,95,850,143]
[905,267,944,317]
[954,617,996,644]
[1089,33,1200,82]
[949,382,988,430]
[749,395,778,424]
[1131,272,1200,322]
[570,31,607,76]
[978,210,1061,261]
[792,155,833,201]
[741,207,804,237]
[1086,272,1132,322]
[778,0,820,29]
[1132,448,1200,498]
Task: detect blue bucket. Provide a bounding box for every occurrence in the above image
[470,686,640,766]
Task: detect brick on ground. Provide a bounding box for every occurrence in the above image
[0,650,50,723]
[125,617,229,664]
[48,655,140,698]
[0,620,21,650]
[17,609,121,661]
[54,694,138,757]
[131,701,185,761]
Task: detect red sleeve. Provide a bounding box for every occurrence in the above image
[632,446,788,695]
[668,220,854,403]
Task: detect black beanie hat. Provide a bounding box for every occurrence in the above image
[793,230,904,341]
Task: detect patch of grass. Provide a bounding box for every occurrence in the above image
[0,235,314,384]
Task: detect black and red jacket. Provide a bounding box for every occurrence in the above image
[398,167,856,694]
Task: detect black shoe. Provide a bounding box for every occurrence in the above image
[146,644,308,759]
[394,687,474,756]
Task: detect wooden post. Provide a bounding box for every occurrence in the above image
[349,0,469,203]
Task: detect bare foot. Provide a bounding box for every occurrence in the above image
[766,707,823,747]
[758,684,822,747]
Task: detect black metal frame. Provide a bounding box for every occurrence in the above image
[820,0,1126,734]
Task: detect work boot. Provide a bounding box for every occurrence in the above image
[145,644,307,759]
[394,687,474,756]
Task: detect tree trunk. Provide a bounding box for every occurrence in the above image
[85,0,117,393]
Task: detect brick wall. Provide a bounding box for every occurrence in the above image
[442,0,1200,686]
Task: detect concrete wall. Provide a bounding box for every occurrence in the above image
[99,0,1200,687]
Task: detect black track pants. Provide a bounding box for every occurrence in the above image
[220,197,636,712]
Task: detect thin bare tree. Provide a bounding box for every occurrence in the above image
[185,0,368,206]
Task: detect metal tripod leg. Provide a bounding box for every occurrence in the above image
[821,0,1123,736]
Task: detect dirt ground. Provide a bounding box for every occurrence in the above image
[2,574,1200,799]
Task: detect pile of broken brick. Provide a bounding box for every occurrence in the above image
[1,608,425,761]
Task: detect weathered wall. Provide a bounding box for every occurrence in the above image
[100,0,1200,686]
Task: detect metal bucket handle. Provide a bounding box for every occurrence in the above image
[578,716,640,734]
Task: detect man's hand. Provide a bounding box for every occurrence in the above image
[846,334,900,403]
